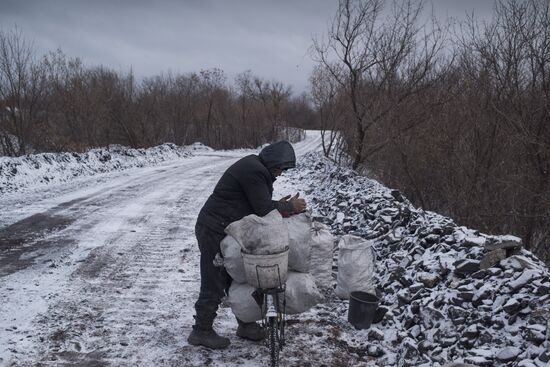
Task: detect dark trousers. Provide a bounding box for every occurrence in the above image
[193,222,232,330]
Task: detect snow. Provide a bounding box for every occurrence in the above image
[465,236,486,246]
[465,356,492,364]
[508,270,537,291]
[1,130,549,366]
[496,346,522,362]
[501,255,541,271]
[0,143,193,195]
[500,235,522,243]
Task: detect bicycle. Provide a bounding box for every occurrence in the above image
[242,248,289,367]
[258,283,286,367]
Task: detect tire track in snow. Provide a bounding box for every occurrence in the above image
[0,156,233,277]
[1,157,237,366]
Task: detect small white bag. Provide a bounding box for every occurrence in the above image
[284,212,313,273]
[227,282,264,322]
[335,235,376,299]
[309,222,335,289]
[225,209,288,255]
[284,272,324,314]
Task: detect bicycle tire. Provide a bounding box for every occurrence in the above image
[268,316,279,367]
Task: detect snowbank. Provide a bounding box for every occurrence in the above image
[0,143,196,194]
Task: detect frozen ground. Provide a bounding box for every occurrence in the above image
[1,131,548,367]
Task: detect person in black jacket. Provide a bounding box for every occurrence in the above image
[187,140,306,349]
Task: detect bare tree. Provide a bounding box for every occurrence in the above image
[235,70,255,146]
[312,0,446,169]
[461,0,550,256]
[310,65,347,159]
[169,72,199,145]
[197,68,226,147]
[266,80,292,139]
[0,27,46,156]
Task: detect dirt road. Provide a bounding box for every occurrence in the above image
[1,133,339,367]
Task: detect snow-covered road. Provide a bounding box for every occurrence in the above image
[0,133,323,366]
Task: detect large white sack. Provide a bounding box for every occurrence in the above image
[227,273,323,321]
[227,282,264,323]
[309,222,335,289]
[220,235,247,283]
[225,209,288,255]
[284,212,313,273]
[284,272,324,314]
[335,235,376,299]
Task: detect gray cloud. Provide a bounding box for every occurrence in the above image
[0,0,494,94]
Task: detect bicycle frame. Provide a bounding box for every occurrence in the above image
[253,263,287,367]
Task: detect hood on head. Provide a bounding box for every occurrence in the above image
[259,140,296,171]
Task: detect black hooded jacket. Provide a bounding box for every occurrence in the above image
[197,141,296,234]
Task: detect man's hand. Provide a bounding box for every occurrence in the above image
[289,192,307,213]
[279,195,291,203]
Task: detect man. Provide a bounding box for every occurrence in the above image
[188,140,307,349]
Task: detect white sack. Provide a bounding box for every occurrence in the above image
[284,212,313,273]
[335,234,376,299]
[220,235,247,283]
[309,222,335,289]
[227,282,264,323]
[284,271,324,314]
[225,209,288,255]
[227,273,323,321]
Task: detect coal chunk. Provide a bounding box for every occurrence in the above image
[454,259,481,277]
[368,327,384,341]
[417,273,439,288]
[447,305,469,321]
[373,306,388,323]
[464,356,493,366]
[496,346,522,363]
[367,345,385,357]
[502,298,521,314]
[480,248,507,269]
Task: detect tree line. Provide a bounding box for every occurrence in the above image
[311,0,549,264]
[1,1,547,264]
[0,28,315,156]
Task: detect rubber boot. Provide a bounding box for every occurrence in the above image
[188,327,230,349]
[236,319,265,341]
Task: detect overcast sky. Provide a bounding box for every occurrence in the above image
[0,0,495,94]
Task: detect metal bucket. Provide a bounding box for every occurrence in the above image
[241,247,289,289]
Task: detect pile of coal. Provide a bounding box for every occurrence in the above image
[284,152,549,367]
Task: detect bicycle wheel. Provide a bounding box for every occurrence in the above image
[268,316,280,367]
